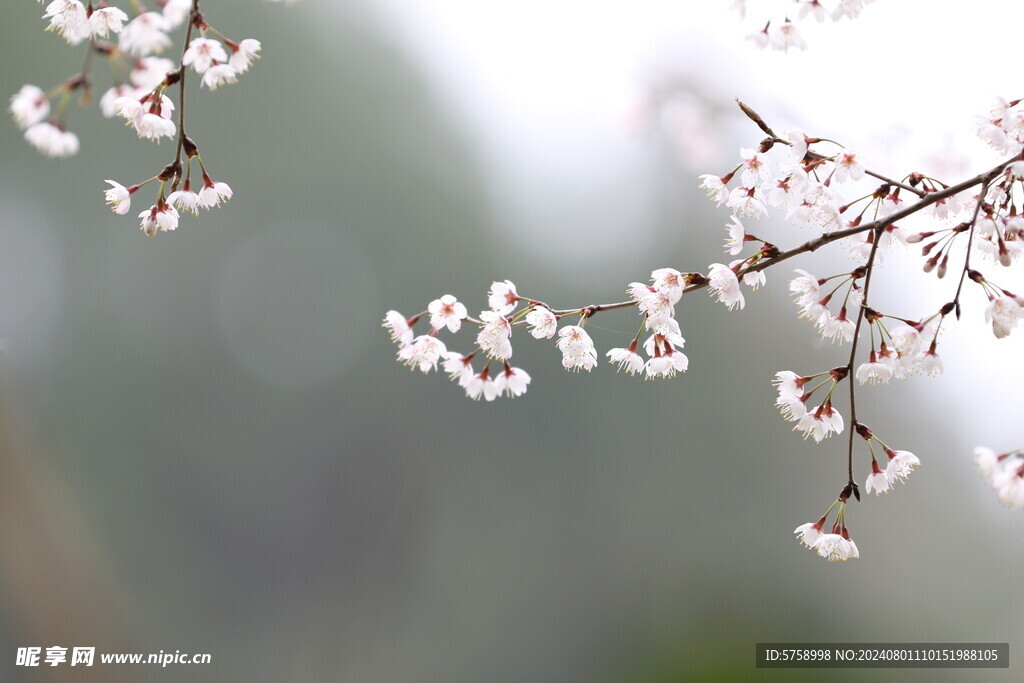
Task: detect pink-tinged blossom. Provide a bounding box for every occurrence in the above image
[885,449,920,484]
[168,188,201,216]
[477,311,513,360]
[798,0,828,22]
[131,57,176,91]
[788,269,820,308]
[138,202,179,237]
[645,315,683,340]
[117,93,176,141]
[43,0,88,44]
[796,401,843,442]
[856,353,892,385]
[88,6,128,38]
[768,20,807,52]
[631,285,675,322]
[201,64,239,91]
[811,530,859,562]
[920,348,943,376]
[494,364,531,398]
[724,216,746,255]
[707,263,744,310]
[487,280,519,315]
[773,371,805,398]
[864,461,891,495]
[427,295,467,333]
[229,39,262,74]
[741,269,765,291]
[650,268,685,303]
[973,446,1000,478]
[382,311,415,348]
[100,84,136,118]
[785,130,808,162]
[739,147,772,186]
[821,311,855,343]
[832,149,864,182]
[441,351,475,387]
[163,0,193,28]
[198,178,233,209]
[644,345,687,379]
[465,367,500,401]
[183,38,229,75]
[556,325,597,372]
[984,296,1023,338]
[25,122,79,157]
[525,306,558,339]
[606,346,645,375]
[793,520,824,549]
[103,180,133,215]
[119,12,173,57]
[726,186,767,218]
[9,85,50,129]
[698,174,729,205]
[889,324,923,359]
[397,335,447,374]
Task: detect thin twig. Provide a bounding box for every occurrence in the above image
[171,0,201,182]
[845,227,882,486]
[952,177,993,315]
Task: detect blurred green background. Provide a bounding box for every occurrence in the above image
[1,1,1022,681]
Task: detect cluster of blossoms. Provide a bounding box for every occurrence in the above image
[384,292,532,402]
[384,268,746,401]
[793,430,918,562]
[701,99,1024,558]
[389,94,1024,561]
[732,0,877,52]
[974,447,1024,509]
[10,0,279,235]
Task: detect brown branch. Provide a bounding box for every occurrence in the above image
[845,227,882,487]
[951,177,993,316]
[540,155,1014,318]
[170,0,201,187]
[863,169,925,198]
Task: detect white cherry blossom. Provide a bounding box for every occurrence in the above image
[383,311,415,348]
[9,85,50,129]
[427,295,467,333]
[525,306,557,339]
[104,180,133,215]
[556,325,597,372]
[477,311,513,360]
[707,263,744,310]
[494,364,531,397]
[487,280,519,315]
[397,335,447,374]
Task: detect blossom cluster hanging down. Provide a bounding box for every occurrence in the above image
[9,0,288,236]
[386,96,1024,561]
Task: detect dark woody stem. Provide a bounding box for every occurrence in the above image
[170,0,201,190]
[538,155,1016,318]
[845,227,882,487]
[951,177,992,315]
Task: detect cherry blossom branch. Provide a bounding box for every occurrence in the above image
[735,99,923,199]
[387,93,1024,559]
[529,158,1014,320]
[13,0,271,233]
